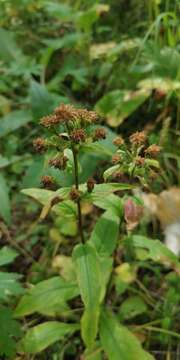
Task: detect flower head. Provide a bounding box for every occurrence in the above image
[69,187,81,202]
[145,144,161,157]
[33,137,46,153]
[113,136,124,147]
[49,155,68,170]
[129,131,147,146]
[41,175,54,189]
[40,114,60,128]
[93,128,106,141]
[70,128,86,143]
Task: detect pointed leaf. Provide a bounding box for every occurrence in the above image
[21,321,79,353]
[73,243,102,348]
[100,309,154,360]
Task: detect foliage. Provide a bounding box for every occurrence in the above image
[0,0,179,359]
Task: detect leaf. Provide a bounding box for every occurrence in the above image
[21,321,79,354]
[73,243,102,348]
[30,80,56,120]
[0,272,24,301]
[44,32,83,51]
[0,110,32,138]
[96,89,149,127]
[0,246,18,266]
[15,276,78,317]
[131,235,180,270]
[90,210,120,256]
[44,2,73,21]
[0,174,11,224]
[0,28,23,63]
[22,157,45,188]
[100,309,154,360]
[119,296,147,320]
[89,183,133,202]
[93,193,122,217]
[0,306,22,358]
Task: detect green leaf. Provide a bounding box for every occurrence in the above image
[0,247,18,266]
[93,193,122,217]
[15,276,78,317]
[22,157,45,188]
[73,243,102,349]
[0,28,23,62]
[131,235,180,270]
[21,321,79,354]
[30,80,56,120]
[96,89,149,127]
[89,183,133,202]
[100,309,154,360]
[0,174,11,224]
[119,296,147,320]
[44,2,73,21]
[0,272,24,301]
[90,210,120,256]
[0,110,32,138]
[0,306,22,358]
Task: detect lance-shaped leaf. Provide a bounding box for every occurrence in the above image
[100,309,154,360]
[73,243,102,349]
[21,321,79,354]
[0,247,18,266]
[15,276,79,317]
[90,210,120,256]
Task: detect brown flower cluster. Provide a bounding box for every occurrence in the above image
[41,175,54,188]
[93,128,106,141]
[129,131,147,146]
[70,129,86,143]
[40,104,99,129]
[33,137,46,153]
[113,136,124,147]
[49,155,68,170]
[69,187,81,202]
[145,144,161,157]
[111,154,121,164]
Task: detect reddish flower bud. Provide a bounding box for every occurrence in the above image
[113,136,124,147]
[124,198,143,231]
[70,129,86,143]
[129,131,147,146]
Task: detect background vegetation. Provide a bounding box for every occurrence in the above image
[0,0,179,359]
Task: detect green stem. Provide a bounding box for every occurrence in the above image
[72,146,85,244]
[143,326,180,339]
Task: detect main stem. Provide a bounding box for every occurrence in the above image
[72,146,85,244]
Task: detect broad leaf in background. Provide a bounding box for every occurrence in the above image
[0,306,22,359]
[15,276,79,317]
[131,235,180,270]
[90,210,120,256]
[0,173,11,224]
[30,80,56,120]
[0,28,24,63]
[0,246,18,266]
[0,272,23,301]
[118,296,147,320]
[0,110,32,138]
[100,309,154,360]
[22,157,45,188]
[96,89,149,127]
[21,321,79,354]
[73,243,102,349]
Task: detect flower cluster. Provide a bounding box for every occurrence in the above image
[106,131,161,187]
[33,103,105,188]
